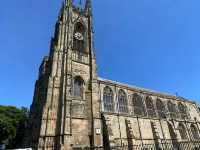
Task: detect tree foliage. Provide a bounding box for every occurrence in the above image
[0,105,29,148]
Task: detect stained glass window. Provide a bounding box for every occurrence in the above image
[103,87,114,112]
[118,90,128,113]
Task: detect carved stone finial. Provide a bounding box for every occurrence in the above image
[85,0,92,15]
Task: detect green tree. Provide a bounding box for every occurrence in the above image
[0,119,14,145]
[0,105,29,148]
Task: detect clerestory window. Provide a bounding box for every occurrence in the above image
[156,99,166,118]
[132,94,146,116]
[178,103,188,119]
[103,87,114,112]
[118,90,128,113]
[178,123,188,140]
[191,124,200,140]
[145,96,156,117]
[167,101,178,119]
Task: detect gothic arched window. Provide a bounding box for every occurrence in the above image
[132,94,145,116]
[167,101,178,119]
[191,124,200,140]
[156,99,166,118]
[74,76,84,98]
[118,90,128,113]
[178,123,188,140]
[73,22,85,53]
[178,103,188,119]
[167,122,177,140]
[145,96,156,117]
[103,87,114,112]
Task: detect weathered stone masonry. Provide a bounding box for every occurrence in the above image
[24,0,200,149]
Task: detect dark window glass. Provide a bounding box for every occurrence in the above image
[178,103,188,119]
[191,124,200,140]
[167,101,178,119]
[132,94,145,116]
[103,87,114,112]
[156,99,166,118]
[74,77,83,97]
[73,40,84,52]
[73,22,85,52]
[118,90,128,113]
[145,96,156,117]
[178,123,188,140]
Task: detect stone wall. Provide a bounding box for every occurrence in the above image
[99,78,200,147]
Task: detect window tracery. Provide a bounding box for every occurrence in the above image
[132,94,145,116]
[145,96,156,117]
[167,101,178,119]
[178,103,188,119]
[73,76,84,98]
[178,123,188,140]
[191,124,200,140]
[73,22,86,53]
[156,99,166,118]
[118,89,128,113]
[103,86,114,112]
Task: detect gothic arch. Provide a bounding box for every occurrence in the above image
[73,22,87,53]
[167,101,178,119]
[167,122,177,139]
[132,93,146,116]
[190,124,200,140]
[103,86,114,112]
[178,123,188,140]
[73,76,84,98]
[178,102,188,119]
[167,122,180,149]
[74,22,86,33]
[118,89,128,113]
[156,99,166,118]
[145,96,156,117]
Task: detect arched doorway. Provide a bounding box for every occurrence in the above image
[167,122,180,149]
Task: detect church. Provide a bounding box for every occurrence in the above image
[24,0,200,149]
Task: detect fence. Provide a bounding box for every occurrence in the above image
[74,140,200,150]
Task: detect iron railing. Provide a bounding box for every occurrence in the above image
[73,140,200,150]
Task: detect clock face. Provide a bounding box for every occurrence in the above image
[74,32,84,41]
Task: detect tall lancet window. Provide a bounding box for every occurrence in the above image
[118,90,128,113]
[167,101,178,119]
[73,22,85,53]
[103,87,114,112]
[190,124,200,140]
[156,99,166,118]
[74,76,84,98]
[145,96,156,117]
[178,103,188,119]
[132,94,145,116]
[178,123,188,140]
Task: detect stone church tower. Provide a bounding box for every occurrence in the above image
[25,0,102,149]
[25,0,200,149]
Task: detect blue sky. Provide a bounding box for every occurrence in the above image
[1,0,200,108]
